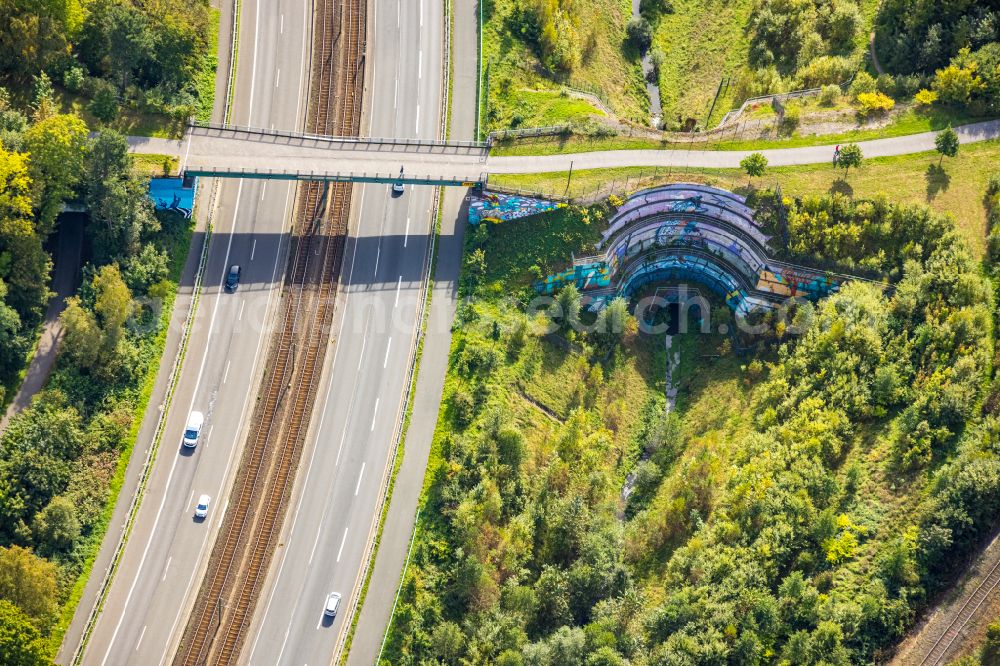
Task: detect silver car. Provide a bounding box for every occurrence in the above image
[324,591,342,617]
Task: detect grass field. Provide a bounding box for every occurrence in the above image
[132,153,180,178]
[490,105,989,155]
[481,0,647,132]
[490,139,1000,257]
[651,0,754,129]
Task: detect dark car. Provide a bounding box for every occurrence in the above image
[225,265,241,291]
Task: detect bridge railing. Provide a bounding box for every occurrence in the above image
[183,164,487,187]
[188,120,489,150]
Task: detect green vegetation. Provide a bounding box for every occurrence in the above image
[0,0,219,136]
[0,97,192,656]
[650,0,755,128]
[491,139,1000,256]
[481,0,647,131]
[383,162,1000,663]
[491,103,985,156]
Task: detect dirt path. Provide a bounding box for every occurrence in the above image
[0,215,84,433]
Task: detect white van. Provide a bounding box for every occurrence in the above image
[183,411,205,448]
[324,592,342,618]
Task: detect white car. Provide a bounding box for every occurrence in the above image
[391,181,405,194]
[182,411,205,448]
[324,591,342,617]
[194,494,211,519]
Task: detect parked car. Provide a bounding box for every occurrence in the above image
[225,265,241,291]
[182,411,205,448]
[324,591,342,617]
[194,494,211,519]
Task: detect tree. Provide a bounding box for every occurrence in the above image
[837,143,863,178]
[430,621,465,664]
[0,148,51,322]
[0,600,49,666]
[0,546,57,627]
[933,60,983,106]
[32,495,81,554]
[555,283,582,331]
[626,17,653,52]
[60,297,103,368]
[23,114,88,232]
[935,125,959,165]
[88,79,120,124]
[741,152,768,186]
[983,622,1000,666]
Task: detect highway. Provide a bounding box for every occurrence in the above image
[240,0,443,662]
[78,0,312,663]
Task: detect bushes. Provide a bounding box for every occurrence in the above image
[856,91,895,118]
[819,83,840,106]
[626,17,652,53]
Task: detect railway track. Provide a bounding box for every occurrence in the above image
[919,556,1000,665]
[173,0,365,662]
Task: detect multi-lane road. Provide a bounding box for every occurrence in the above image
[77,0,312,663]
[71,0,449,663]
[241,0,444,660]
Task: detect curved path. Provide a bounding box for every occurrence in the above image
[129,119,1000,181]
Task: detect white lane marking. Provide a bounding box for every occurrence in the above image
[395,276,402,306]
[418,51,422,80]
[420,0,423,26]
[357,332,367,371]
[336,528,349,562]
[223,360,231,384]
[247,0,261,125]
[397,0,400,27]
[135,626,147,651]
[187,491,194,510]
[404,216,410,247]
[238,299,246,321]
[251,238,257,261]
[280,13,284,33]
[371,398,379,431]
[260,182,267,201]
[308,523,322,564]
[393,78,398,108]
[383,338,392,368]
[275,626,291,665]
[355,462,366,496]
[415,104,420,134]
[161,557,171,582]
[100,180,246,666]
[275,68,280,88]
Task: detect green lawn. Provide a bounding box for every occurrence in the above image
[481,0,647,133]
[490,139,1000,257]
[132,153,179,178]
[652,0,754,129]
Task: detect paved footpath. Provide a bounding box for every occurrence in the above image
[128,119,1000,179]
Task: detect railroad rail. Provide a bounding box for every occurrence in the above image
[919,556,1000,665]
[172,0,366,662]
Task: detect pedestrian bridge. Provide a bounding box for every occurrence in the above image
[122,119,1000,187]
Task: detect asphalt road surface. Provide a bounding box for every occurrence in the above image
[240,0,444,662]
[79,1,312,663]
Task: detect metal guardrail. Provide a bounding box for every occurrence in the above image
[183,165,486,187]
[719,87,823,127]
[189,120,488,149]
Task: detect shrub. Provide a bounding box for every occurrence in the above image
[63,65,85,93]
[779,102,801,135]
[88,79,120,123]
[914,88,938,106]
[819,84,840,106]
[856,92,895,118]
[796,55,856,88]
[626,17,653,53]
[875,73,896,95]
[848,71,877,99]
